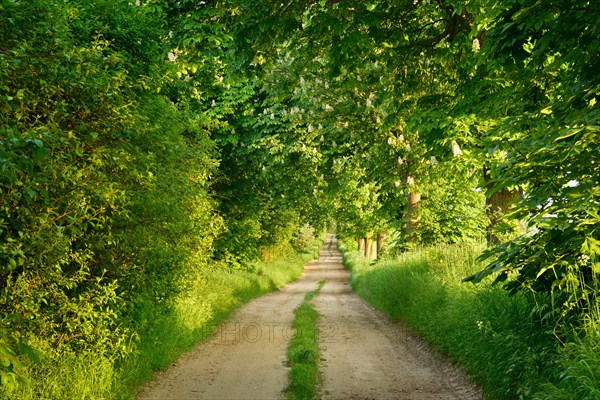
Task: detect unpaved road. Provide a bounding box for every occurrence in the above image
[138,235,482,400]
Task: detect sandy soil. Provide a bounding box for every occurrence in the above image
[137,235,482,400]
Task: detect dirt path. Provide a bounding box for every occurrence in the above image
[138,235,481,400]
[314,236,481,400]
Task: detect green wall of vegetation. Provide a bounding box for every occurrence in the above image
[1,0,598,397]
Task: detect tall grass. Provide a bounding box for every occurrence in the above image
[118,248,323,398]
[341,241,600,399]
[8,351,116,400]
[2,239,323,400]
[536,304,600,400]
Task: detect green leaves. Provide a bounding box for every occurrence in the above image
[0,331,41,390]
[1,0,598,391]
[0,0,223,390]
[223,0,600,323]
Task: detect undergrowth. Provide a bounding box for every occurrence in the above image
[340,240,600,400]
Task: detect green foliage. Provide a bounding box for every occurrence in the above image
[233,0,600,323]
[0,0,165,363]
[1,0,222,395]
[2,0,598,396]
[0,330,40,391]
[462,0,600,319]
[417,162,488,245]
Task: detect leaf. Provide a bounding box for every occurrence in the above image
[582,237,600,255]
[17,343,42,364]
[0,371,17,388]
[536,265,553,279]
[31,146,48,163]
[554,128,582,142]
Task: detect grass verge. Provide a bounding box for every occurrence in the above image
[117,239,324,399]
[285,280,325,400]
[1,238,324,400]
[339,239,600,400]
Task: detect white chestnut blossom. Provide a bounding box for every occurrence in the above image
[452,140,463,156]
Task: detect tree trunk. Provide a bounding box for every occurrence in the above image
[365,234,376,260]
[376,231,387,259]
[405,191,421,242]
[357,237,365,254]
[484,169,521,244]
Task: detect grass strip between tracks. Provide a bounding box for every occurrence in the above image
[285,280,326,400]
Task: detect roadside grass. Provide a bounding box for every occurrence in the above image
[286,280,325,400]
[536,305,600,400]
[117,239,324,399]
[6,350,116,400]
[340,240,600,400]
[2,238,323,400]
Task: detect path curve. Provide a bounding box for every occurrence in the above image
[137,235,482,399]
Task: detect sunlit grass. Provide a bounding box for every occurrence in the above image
[286,281,325,400]
[341,240,600,399]
[7,351,115,400]
[2,239,323,400]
